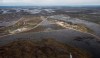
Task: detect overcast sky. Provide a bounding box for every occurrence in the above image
[0,0,100,6]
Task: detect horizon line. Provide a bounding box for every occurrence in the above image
[0,4,100,6]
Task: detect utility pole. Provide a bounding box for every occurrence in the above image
[70,53,72,58]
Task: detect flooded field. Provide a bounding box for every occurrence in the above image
[0,6,100,58]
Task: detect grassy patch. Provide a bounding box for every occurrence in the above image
[0,39,91,58]
[0,16,42,35]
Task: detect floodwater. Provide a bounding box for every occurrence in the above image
[49,15,100,37]
[0,16,100,58]
[66,18,100,37]
[0,29,100,58]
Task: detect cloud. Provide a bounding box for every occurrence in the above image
[3,0,32,3]
[1,0,100,6]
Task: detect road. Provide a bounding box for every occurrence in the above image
[0,17,23,29]
[0,16,53,38]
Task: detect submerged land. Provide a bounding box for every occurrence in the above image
[0,6,100,58]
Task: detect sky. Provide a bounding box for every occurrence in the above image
[0,0,100,6]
